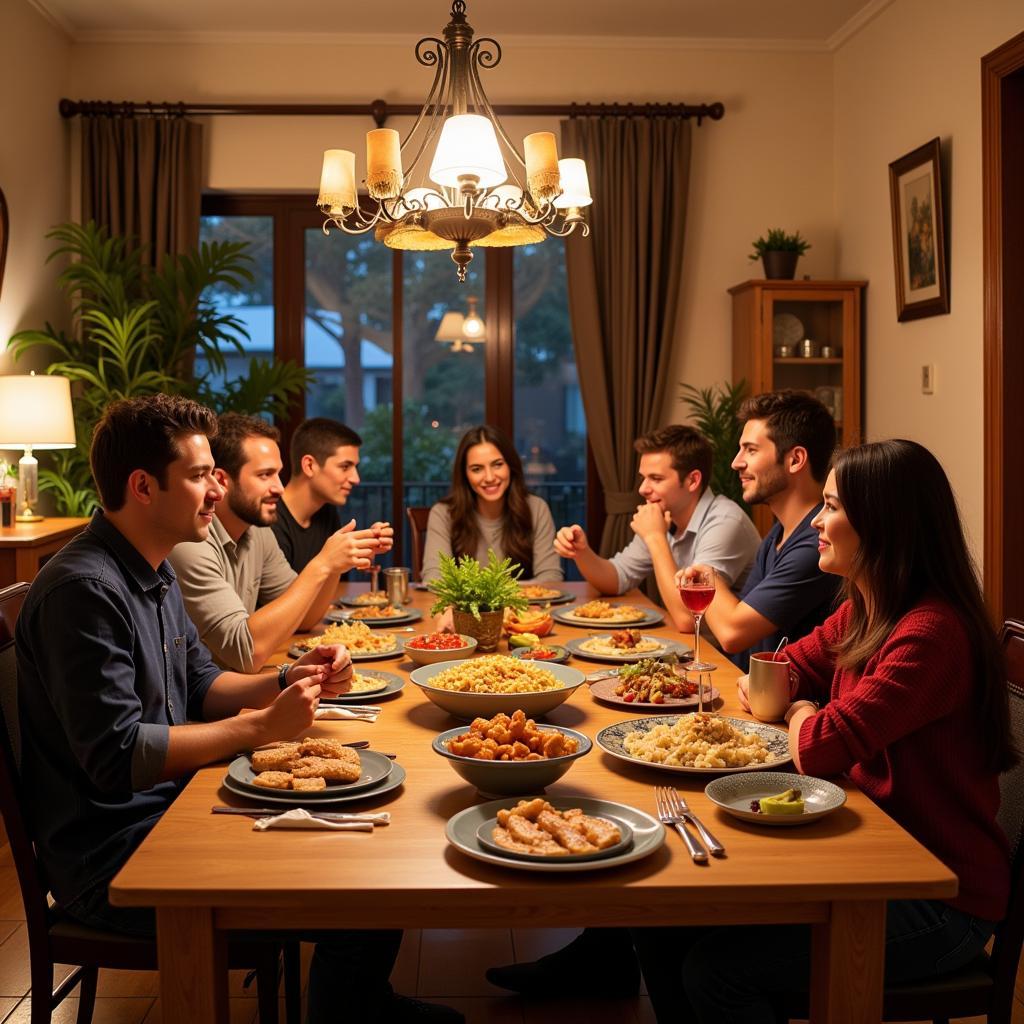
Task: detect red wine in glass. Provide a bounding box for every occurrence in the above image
[680,570,717,672]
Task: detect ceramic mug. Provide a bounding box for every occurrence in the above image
[748,652,792,722]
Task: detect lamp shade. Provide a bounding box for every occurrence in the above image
[318,149,357,214]
[434,311,466,342]
[429,115,507,190]
[0,374,76,449]
[552,158,593,209]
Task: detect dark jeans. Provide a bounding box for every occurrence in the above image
[632,899,994,1024]
[65,882,403,1024]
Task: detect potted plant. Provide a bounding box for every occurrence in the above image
[429,551,529,652]
[749,228,811,280]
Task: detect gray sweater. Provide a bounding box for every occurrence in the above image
[421,493,563,583]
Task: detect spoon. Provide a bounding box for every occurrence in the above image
[773,636,789,659]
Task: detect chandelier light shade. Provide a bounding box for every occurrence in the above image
[0,372,76,522]
[316,0,592,281]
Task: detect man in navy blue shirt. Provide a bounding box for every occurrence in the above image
[677,389,840,671]
[16,394,461,1024]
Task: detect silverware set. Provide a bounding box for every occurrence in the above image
[655,786,725,863]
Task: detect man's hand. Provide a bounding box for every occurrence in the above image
[294,643,353,697]
[736,673,751,712]
[675,562,714,589]
[319,519,389,573]
[370,521,395,555]
[260,674,322,742]
[554,524,589,559]
[631,502,671,542]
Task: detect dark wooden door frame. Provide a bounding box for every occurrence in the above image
[982,30,1024,625]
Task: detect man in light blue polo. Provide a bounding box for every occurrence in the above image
[554,424,760,631]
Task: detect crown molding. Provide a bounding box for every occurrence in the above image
[23,0,75,38]
[826,0,895,51]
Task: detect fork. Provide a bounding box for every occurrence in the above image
[655,786,708,862]
[672,791,726,857]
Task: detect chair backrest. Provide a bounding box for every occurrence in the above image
[0,583,58,950]
[405,506,431,582]
[990,619,1024,1002]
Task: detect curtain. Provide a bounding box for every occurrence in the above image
[560,116,692,557]
[81,115,203,266]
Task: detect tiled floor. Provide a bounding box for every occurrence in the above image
[0,840,1020,1023]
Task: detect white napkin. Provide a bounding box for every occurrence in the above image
[252,808,383,832]
[314,706,380,721]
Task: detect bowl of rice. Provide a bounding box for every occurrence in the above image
[409,655,586,719]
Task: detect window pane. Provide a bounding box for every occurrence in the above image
[197,216,274,393]
[304,230,393,543]
[401,255,486,517]
[513,240,585,565]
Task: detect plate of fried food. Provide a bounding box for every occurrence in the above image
[320,669,405,703]
[553,601,664,628]
[327,606,422,628]
[334,591,391,608]
[227,738,393,799]
[289,621,401,661]
[445,796,665,872]
[589,659,717,710]
[518,584,576,605]
[566,630,689,663]
[596,712,791,775]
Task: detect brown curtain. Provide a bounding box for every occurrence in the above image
[81,116,203,266]
[560,115,692,557]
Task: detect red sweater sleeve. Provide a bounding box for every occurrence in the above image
[784,602,849,703]
[797,603,970,778]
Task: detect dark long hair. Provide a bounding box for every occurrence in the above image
[833,439,1015,772]
[443,425,535,576]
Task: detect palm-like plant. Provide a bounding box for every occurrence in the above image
[8,221,313,515]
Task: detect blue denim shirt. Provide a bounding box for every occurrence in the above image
[15,512,222,904]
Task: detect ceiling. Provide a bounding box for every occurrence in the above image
[31,0,889,48]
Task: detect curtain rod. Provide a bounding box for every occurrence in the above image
[58,98,726,127]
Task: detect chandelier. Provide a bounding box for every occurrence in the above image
[316,0,592,282]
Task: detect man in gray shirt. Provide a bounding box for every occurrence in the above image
[170,414,392,672]
[553,425,760,631]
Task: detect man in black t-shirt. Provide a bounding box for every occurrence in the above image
[272,417,383,572]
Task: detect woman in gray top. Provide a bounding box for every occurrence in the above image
[421,425,563,584]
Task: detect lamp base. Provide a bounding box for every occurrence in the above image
[16,512,44,523]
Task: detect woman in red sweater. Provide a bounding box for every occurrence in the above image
[637,439,1016,1023]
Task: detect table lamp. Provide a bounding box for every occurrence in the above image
[0,373,76,522]
[434,297,487,353]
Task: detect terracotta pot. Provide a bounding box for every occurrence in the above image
[761,250,800,280]
[452,608,504,652]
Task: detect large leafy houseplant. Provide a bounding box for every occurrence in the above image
[680,379,749,513]
[8,222,312,515]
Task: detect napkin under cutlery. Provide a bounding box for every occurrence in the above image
[314,706,380,721]
[251,808,387,831]
[213,806,390,824]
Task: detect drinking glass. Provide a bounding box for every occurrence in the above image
[680,567,717,672]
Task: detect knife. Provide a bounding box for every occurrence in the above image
[212,806,389,823]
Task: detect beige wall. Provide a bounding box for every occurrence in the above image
[69,35,838,419]
[833,0,1023,559]
[0,0,72,372]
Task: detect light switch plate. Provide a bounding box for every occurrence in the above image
[921,365,935,394]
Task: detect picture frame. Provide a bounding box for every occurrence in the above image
[0,186,7,306]
[888,138,949,322]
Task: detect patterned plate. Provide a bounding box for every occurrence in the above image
[705,771,847,826]
[553,606,664,628]
[227,750,393,798]
[222,763,406,807]
[326,608,423,628]
[596,714,791,775]
[565,636,690,664]
[445,796,665,873]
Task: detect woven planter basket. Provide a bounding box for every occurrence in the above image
[452,608,505,652]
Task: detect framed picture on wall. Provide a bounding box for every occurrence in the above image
[0,186,7,305]
[888,138,949,321]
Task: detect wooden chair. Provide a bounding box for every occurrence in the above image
[0,582,289,1024]
[776,618,1024,1024]
[406,506,431,582]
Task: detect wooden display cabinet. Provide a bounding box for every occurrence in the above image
[729,279,866,533]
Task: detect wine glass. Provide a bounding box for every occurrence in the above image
[680,567,717,673]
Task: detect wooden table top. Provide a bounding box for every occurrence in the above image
[0,516,89,544]
[110,582,956,925]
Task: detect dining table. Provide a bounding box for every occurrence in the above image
[109,581,956,1024]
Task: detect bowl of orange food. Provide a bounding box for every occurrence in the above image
[432,710,592,796]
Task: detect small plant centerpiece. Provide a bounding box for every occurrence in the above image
[429,551,529,652]
[749,228,811,280]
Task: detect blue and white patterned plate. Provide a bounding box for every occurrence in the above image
[596,714,791,775]
[704,771,846,826]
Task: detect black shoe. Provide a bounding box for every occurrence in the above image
[369,995,465,1023]
[485,930,641,997]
